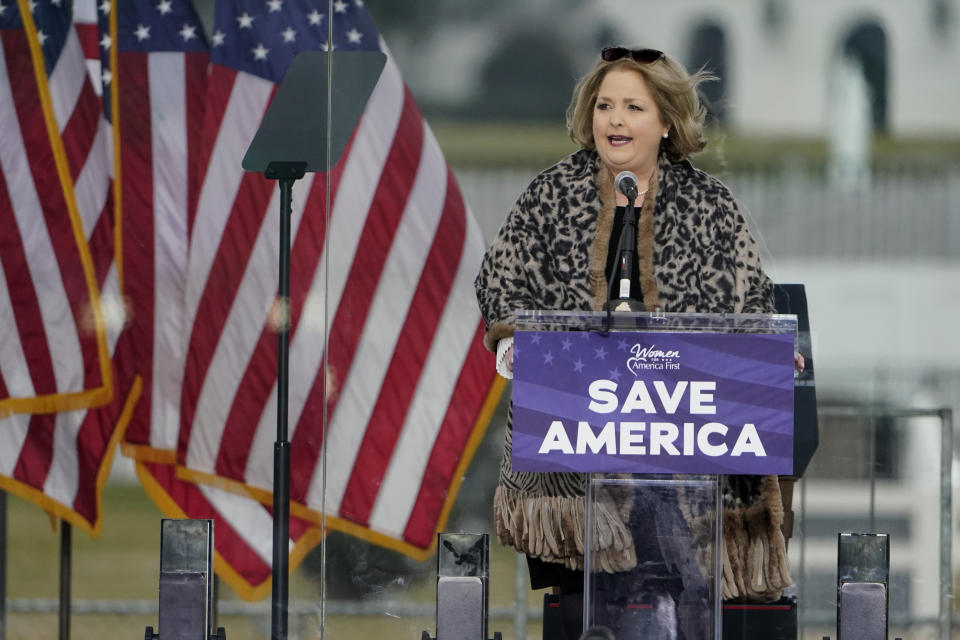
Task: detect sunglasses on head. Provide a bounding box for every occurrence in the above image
[600,46,665,64]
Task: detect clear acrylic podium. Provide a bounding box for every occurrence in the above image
[512,309,798,640]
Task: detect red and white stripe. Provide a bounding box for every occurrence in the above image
[94,8,312,592]
[0,26,112,409]
[0,11,127,531]
[70,0,193,457]
[72,0,103,93]
[116,47,209,455]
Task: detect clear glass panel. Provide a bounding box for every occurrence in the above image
[515,309,798,334]
[792,409,952,640]
[585,476,720,640]
[315,3,498,639]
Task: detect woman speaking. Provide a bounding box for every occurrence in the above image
[474,47,792,639]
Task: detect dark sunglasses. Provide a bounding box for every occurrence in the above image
[600,46,665,64]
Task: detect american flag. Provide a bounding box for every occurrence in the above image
[173,0,500,559]
[69,0,323,596]
[0,0,114,416]
[106,0,208,459]
[0,0,134,532]
[107,0,501,596]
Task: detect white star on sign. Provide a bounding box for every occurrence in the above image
[333,0,347,13]
[156,0,172,14]
[101,68,112,86]
[281,27,295,42]
[99,33,111,49]
[134,24,150,40]
[211,30,225,46]
[346,27,362,43]
[307,9,323,24]
[179,23,197,41]
[0,2,7,15]
[266,0,282,11]
[98,0,109,13]
[36,29,48,44]
[236,12,253,28]
[27,0,37,13]
[252,43,269,60]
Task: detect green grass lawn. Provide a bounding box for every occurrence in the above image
[3,469,544,639]
[5,485,157,639]
[1,485,428,639]
[6,485,158,600]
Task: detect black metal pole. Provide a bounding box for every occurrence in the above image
[1,490,6,640]
[213,574,219,635]
[58,522,71,640]
[269,164,303,640]
[271,439,290,640]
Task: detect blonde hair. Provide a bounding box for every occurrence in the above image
[566,50,715,162]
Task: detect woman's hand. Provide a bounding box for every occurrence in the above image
[495,338,515,379]
[795,352,805,374]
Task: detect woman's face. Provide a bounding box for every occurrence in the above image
[591,68,669,178]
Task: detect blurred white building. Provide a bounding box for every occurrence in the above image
[396,0,960,139]
[599,0,960,137]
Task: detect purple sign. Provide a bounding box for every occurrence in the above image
[512,330,795,475]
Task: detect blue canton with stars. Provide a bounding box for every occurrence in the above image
[116,0,208,52]
[212,0,379,82]
[0,0,72,75]
[93,0,207,121]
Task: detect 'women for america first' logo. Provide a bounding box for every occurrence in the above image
[627,342,680,375]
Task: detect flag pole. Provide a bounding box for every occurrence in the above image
[0,490,6,640]
[269,162,305,640]
[59,521,72,640]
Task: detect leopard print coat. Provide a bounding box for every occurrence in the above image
[474,148,790,601]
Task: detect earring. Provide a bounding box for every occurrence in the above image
[662,131,669,139]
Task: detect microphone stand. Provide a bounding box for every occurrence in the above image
[606,188,646,313]
[600,189,646,334]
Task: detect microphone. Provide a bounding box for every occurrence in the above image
[602,170,646,315]
[613,171,639,300]
[614,171,639,200]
